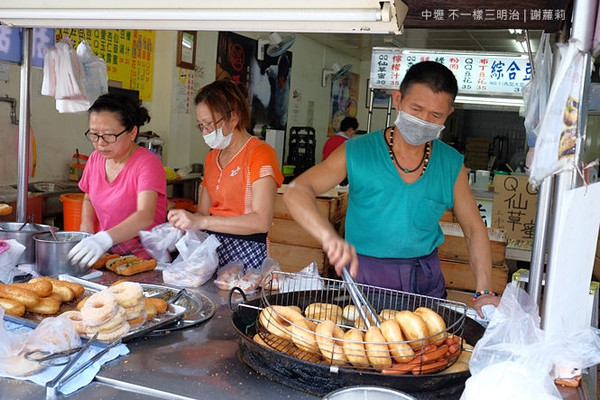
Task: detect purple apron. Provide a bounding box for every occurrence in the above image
[355,249,447,298]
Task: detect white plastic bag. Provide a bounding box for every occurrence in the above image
[461,282,600,400]
[0,239,26,284]
[162,231,221,287]
[139,223,184,263]
[76,40,109,104]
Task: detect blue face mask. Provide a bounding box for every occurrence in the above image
[203,126,233,150]
[394,111,445,146]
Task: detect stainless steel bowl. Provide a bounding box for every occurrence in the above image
[323,386,417,400]
[0,222,53,264]
[34,231,91,276]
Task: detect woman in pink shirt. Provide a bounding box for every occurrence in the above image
[69,93,167,267]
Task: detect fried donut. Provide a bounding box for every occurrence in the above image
[86,306,126,333]
[253,332,322,363]
[12,280,53,297]
[109,282,144,307]
[304,303,343,324]
[26,296,61,315]
[61,310,87,335]
[124,301,145,320]
[76,296,89,311]
[259,305,304,341]
[81,290,119,327]
[30,278,74,302]
[342,328,370,368]
[342,304,359,322]
[364,326,392,369]
[379,309,398,321]
[92,320,131,341]
[315,320,347,365]
[414,307,447,345]
[145,297,168,314]
[0,297,26,317]
[394,310,429,349]
[126,310,148,328]
[0,284,39,307]
[380,319,414,363]
[290,317,319,354]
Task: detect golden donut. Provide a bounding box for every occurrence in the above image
[253,332,322,363]
[127,310,148,328]
[92,320,131,341]
[0,297,26,317]
[259,305,305,341]
[0,284,40,307]
[315,320,347,365]
[414,307,447,345]
[109,282,144,307]
[364,326,392,369]
[124,301,145,320]
[145,297,168,314]
[342,304,359,322]
[12,280,53,297]
[379,309,398,321]
[394,310,429,349]
[290,317,319,354]
[25,296,61,315]
[86,306,126,333]
[30,278,74,302]
[342,328,370,368]
[61,310,87,335]
[81,290,119,327]
[0,203,13,216]
[304,303,343,324]
[380,319,414,363]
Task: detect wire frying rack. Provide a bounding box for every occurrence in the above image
[247,271,468,374]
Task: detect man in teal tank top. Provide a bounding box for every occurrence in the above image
[283,61,500,318]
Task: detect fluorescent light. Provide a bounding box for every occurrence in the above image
[455,95,524,108]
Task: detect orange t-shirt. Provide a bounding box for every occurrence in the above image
[202,137,284,217]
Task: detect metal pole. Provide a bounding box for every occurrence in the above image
[385,95,393,128]
[366,87,374,132]
[524,30,535,78]
[16,28,32,223]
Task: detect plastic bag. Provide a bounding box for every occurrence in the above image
[76,40,108,104]
[214,258,283,293]
[0,312,81,377]
[161,231,221,287]
[139,222,184,263]
[0,239,26,284]
[213,261,244,291]
[523,32,552,148]
[461,282,600,400]
[278,261,324,293]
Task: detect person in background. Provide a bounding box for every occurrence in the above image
[322,116,358,160]
[69,93,167,267]
[167,79,284,271]
[283,61,499,318]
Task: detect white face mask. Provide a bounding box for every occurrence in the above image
[394,111,445,146]
[203,126,233,150]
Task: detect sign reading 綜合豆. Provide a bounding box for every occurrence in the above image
[370,47,531,95]
[491,174,538,247]
[55,29,155,101]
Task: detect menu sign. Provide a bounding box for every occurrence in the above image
[370,47,532,96]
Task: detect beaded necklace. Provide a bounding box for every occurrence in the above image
[385,128,431,175]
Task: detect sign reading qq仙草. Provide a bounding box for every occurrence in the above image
[491,174,539,247]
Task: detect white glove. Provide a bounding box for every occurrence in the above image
[68,231,114,268]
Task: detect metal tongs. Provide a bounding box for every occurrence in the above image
[25,347,84,367]
[342,268,381,329]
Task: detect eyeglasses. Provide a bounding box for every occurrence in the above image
[85,128,130,143]
[196,116,225,134]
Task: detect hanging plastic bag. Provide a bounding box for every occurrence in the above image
[76,40,109,104]
[529,40,585,186]
[162,231,221,287]
[523,32,552,149]
[461,282,600,400]
[0,239,26,284]
[139,223,184,263]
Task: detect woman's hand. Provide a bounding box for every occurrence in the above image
[168,209,203,231]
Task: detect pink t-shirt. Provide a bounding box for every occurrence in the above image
[79,147,167,232]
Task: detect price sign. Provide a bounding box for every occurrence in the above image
[370,47,532,96]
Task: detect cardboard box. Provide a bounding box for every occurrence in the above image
[491,175,538,246]
[441,260,509,294]
[273,190,348,222]
[269,242,326,274]
[438,222,506,266]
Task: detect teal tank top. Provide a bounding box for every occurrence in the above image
[345,131,464,258]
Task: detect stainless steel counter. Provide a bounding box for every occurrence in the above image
[0,271,319,400]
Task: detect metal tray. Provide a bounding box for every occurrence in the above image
[61,275,216,334]
[4,275,187,344]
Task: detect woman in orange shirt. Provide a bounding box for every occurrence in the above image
[168,80,283,270]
